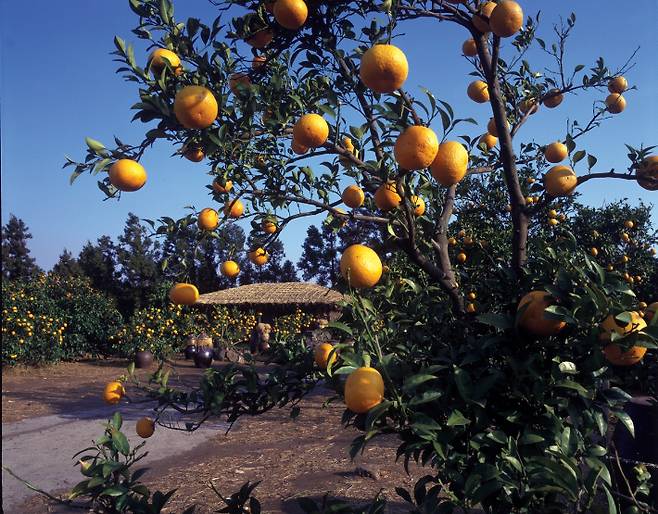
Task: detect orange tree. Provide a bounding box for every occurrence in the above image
[66,0,658,511]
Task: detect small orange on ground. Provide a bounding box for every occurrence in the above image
[489,0,524,38]
[624,220,634,229]
[543,89,564,108]
[136,417,155,438]
[394,125,439,170]
[590,247,599,257]
[467,80,489,103]
[252,55,267,69]
[184,147,204,162]
[374,181,401,211]
[599,311,646,342]
[543,165,577,197]
[314,342,336,369]
[293,114,329,148]
[103,381,125,405]
[342,185,365,208]
[544,142,568,163]
[108,159,147,192]
[224,199,244,218]
[273,0,308,30]
[431,141,469,186]
[220,260,240,278]
[359,44,409,94]
[246,28,273,48]
[603,344,647,366]
[478,133,497,150]
[291,140,309,155]
[169,283,199,305]
[517,291,566,337]
[608,76,628,94]
[410,195,425,216]
[344,366,385,413]
[198,208,219,231]
[229,73,251,95]
[262,219,277,233]
[462,38,477,57]
[636,155,658,191]
[472,1,497,33]
[212,179,233,194]
[340,244,382,289]
[174,85,218,129]
[249,248,269,266]
[149,48,181,74]
[456,252,467,263]
[605,93,626,114]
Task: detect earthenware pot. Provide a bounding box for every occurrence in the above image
[184,344,197,360]
[213,346,226,361]
[194,347,213,368]
[134,350,154,369]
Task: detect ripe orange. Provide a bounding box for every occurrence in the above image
[273,0,308,30]
[314,342,336,369]
[103,381,125,405]
[374,181,401,211]
[340,244,382,289]
[149,48,181,74]
[517,291,566,337]
[448,237,457,246]
[293,114,329,148]
[462,38,478,57]
[169,283,199,305]
[410,195,425,216]
[184,147,204,162]
[599,311,647,342]
[212,179,233,194]
[136,417,155,438]
[605,93,626,114]
[229,73,251,95]
[548,218,559,226]
[487,117,509,137]
[467,80,489,103]
[224,199,244,218]
[174,85,218,129]
[520,98,539,115]
[590,247,599,257]
[466,303,476,313]
[262,219,277,233]
[489,0,524,38]
[478,133,497,150]
[220,260,240,278]
[249,247,269,266]
[431,141,469,186]
[543,89,563,108]
[339,137,356,166]
[621,232,630,242]
[543,165,577,197]
[603,344,647,366]
[359,44,409,94]
[636,155,658,191]
[291,140,309,155]
[456,252,467,263]
[544,142,568,163]
[624,220,634,229]
[344,366,384,413]
[252,55,266,69]
[608,76,628,94]
[198,208,219,231]
[393,125,439,170]
[108,159,147,192]
[246,28,273,48]
[547,209,557,218]
[472,1,496,33]
[467,292,477,300]
[342,185,365,208]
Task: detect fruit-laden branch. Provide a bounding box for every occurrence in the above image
[475,32,528,273]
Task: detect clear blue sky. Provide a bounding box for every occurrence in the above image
[1,0,656,270]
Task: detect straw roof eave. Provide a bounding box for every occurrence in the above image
[195,282,344,306]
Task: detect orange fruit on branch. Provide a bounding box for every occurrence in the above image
[431,141,469,186]
[489,0,524,38]
[184,147,204,162]
[273,0,308,30]
[342,185,365,208]
[517,291,566,337]
[293,114,329,148]
[224,199,244,218]
[478,133,498,150]
[229,73,252,95]
[462,38,478,57]
[198,208,219,231]
[340,244,382,289]
[520,98,539,115]
[543,89,563,108]
[344,366,385,413]
[103,381,125,405]
[393,125,439,170]
[410,195,425,216]
[149,48,181,74]
[249,248,269,266]
[359,44,409,94]
[599,311,646,342]
[605,93,626,114]
[636,155,658,191]
[487,117,509,137]
[472,1,496,33]
[467,80,489,103]
[169,283,199,305]
[212,179,233,194]
[136,417,155,438]
[603,344,647,366]
[374,181,401,211]
[174,85,218,129]
[543,165,577,197]
[246,28,273,48]
[262,219,278,233]
[608,76,628,94]
[220,260,240,278]
[544,141,568,163]
[252,55,267,69]
[314,342,336,369]
[108,159,147,192]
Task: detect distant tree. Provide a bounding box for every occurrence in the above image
[1,214,42,281]
[196,236,221,293]
[78,236,120,296]
[338,214,383,251]
[160,223,199,285]
[116,213,161,313]
[298,224,339,286]
[52,249,84,278]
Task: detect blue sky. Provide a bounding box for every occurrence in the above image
[1,0,656,270]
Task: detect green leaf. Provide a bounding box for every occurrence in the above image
[111,429,130,456]
[612,410,634,438]
[403,374,437,392]
[85,137,106,153]
[446,410,470,426]
[327,321,352,335]
[476,312,512,330]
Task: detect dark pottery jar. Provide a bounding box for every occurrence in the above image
[135,350,154,369]
[194,347,213,368]
[184,344,198,360]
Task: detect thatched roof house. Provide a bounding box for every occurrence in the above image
[196,282,344,321]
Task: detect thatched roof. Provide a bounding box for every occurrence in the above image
[196,282,344,306]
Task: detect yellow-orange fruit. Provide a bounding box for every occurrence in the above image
[489,1,524,38]
[262,219,277,233]
[544,142,568,163]
[342,185,365,208]
[543,165,577,197]
[291,140,309,155]
[293,114,329,148]
[393,125,439,170]
[314,342,336,369]
[340,244,382,289]
[608,76,628,94]
[599,311,647,342]
[517,290,566,337]
[472,2,496,33]
[520,98,539,115]
[359,44,409,94]
[457,252,467,263]
[198,208,219,231]
[184,147,204,162]
[605,93,626,114]
[374,181,401,211]
[245,28,273,48]
[479,133,498,150]
[467,80,489,103]
[487,117,509,137]
[543,89,564,108]
[173,85,218,129]
[410,195,425,216]
[462,38,478,57]
[344,367,385,413]
[224,199,244,218]
[212,179,233,194]
[603,344,647,366]
[136,417,155,438]
[103,381,125,405]
[273,0,308,29]
[249,247,269,266]
[149,48,181,74]
[636,155,658,191]
[169,283,199,305]
[220,260,240,278]
[590,247,599,257]
[431,141,469,186]
[108,159,147,192]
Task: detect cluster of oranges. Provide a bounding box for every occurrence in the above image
[271,308,316,338]
[204,307,258,342]
[110,304,185,355]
